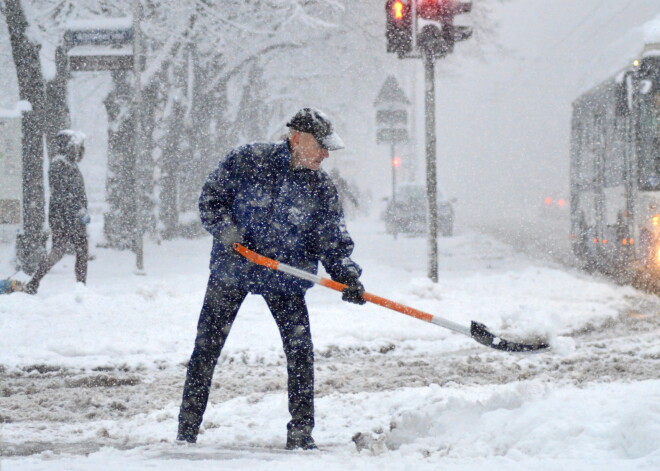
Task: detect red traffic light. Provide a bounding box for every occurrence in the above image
[418,0,472,21]
[392,156,402,168]
[386,0,413,56]
[392,0,405,19]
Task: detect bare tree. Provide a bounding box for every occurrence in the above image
[3,0,50,272]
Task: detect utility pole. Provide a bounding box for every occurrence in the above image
[132,0,145,272]
[423,51,438,281]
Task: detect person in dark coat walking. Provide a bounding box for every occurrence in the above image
[177,108,366,450]
[23,130,89,295]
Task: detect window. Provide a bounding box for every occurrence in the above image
[637,89,660,190]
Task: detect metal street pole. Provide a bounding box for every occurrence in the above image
[424,50,438,283]
[391,142,397,206]
[391,142,398,239]
[410,62,418,178]
[132,0,144,272]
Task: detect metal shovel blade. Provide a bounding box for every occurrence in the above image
[470,321,550,353]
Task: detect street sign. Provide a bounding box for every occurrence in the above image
[68,48,134,72]
[377,128,409,144]
[64,18,133,48]
[64,18,134,72]
[64,28,133,48]
[377,109,407,126]
[375,75,410,107]
[375,75,410,144]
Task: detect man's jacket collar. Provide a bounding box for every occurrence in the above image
[273,140,292,170]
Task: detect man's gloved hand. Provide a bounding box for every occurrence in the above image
[219,224,244,248]
[79,210,91,225]
[341,278,366,305]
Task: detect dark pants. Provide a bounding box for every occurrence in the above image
[178,277,315,441]
[29,227,88,288]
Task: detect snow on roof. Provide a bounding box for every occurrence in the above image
[66,17,133,31]
[641,43,660,58]
[637,15,660,58]
[643,13,660,44]
[577,12,660,96]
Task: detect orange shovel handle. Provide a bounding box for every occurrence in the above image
[232,244,550,353]
[234,243,436,325]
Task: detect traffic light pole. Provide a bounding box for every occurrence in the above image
[391,142,398,239]
[385,0,473,283]
[424,51,438,283]
[390,143,397,207]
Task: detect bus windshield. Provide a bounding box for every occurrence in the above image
[638,88,660,190]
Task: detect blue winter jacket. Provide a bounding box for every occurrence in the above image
[200,140,362,295]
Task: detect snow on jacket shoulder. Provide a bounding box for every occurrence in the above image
[48,155,87,231]
[200,141,361,295]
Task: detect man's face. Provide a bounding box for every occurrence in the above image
[290,132,330,170]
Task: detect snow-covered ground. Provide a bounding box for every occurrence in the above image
[1,216,659,471]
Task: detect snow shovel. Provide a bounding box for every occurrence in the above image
[233,244,550,353]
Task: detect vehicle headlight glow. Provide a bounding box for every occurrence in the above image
[652,215,660,226]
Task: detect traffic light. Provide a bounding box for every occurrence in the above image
[392,156,402,168]
[418,0,472,21]
[416,0,473,57]
[386,0,413,57]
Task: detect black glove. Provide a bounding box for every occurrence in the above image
[219,225,243,248]
[341,279,366,305]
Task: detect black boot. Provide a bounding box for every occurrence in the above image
[286,430,317,450]
[23,280,38,295]
[176,422,198,444]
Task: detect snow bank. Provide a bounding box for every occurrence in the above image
[358,380,660,462]
[3,380,658,471]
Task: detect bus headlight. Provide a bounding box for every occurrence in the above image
[652,215,660,226]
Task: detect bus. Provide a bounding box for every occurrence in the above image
[570,43,660,278]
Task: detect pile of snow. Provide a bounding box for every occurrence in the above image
[357,381,660,461]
